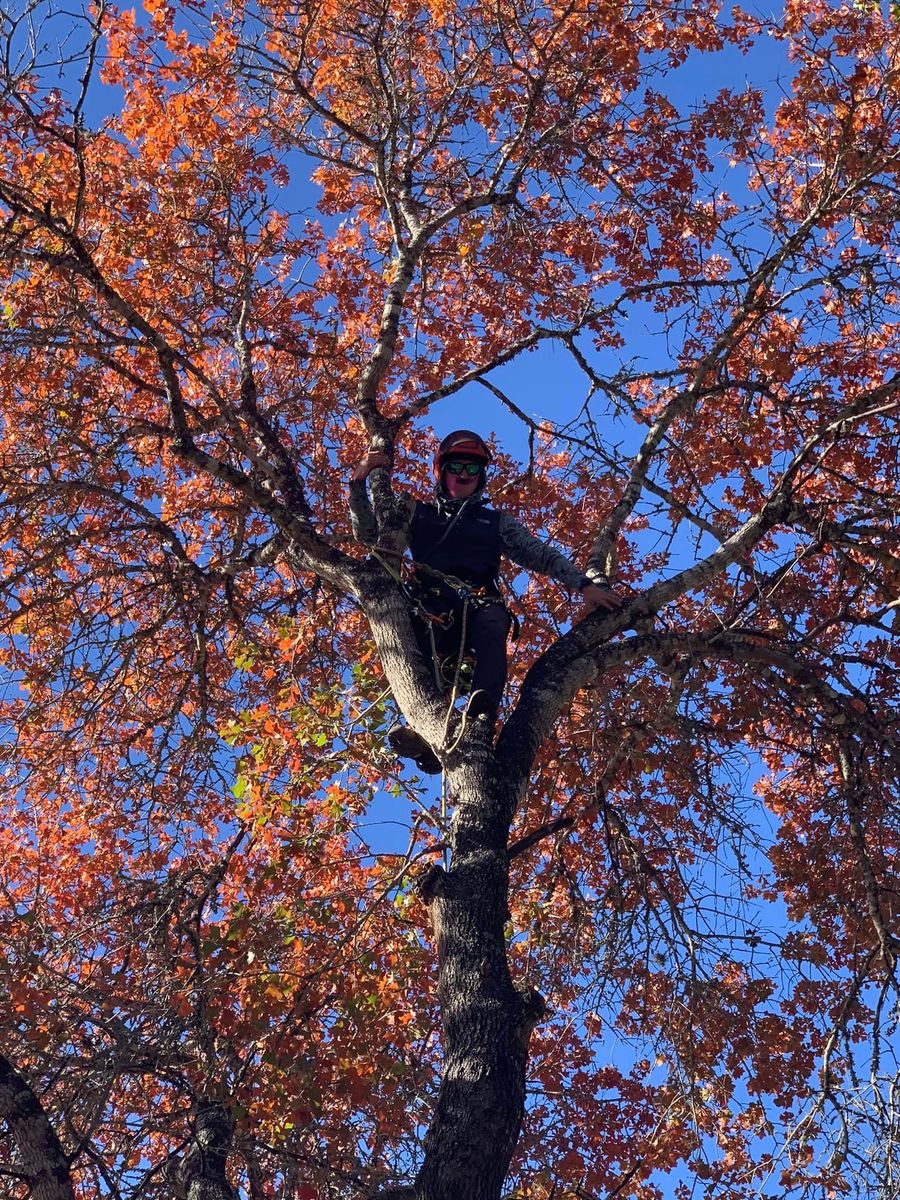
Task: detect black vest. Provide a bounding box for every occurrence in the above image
[409,500,502,593]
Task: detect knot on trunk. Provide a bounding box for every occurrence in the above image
[515,984,548,1043]
[416,863,448,905]
[417,864,451,964]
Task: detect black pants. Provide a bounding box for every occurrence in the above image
[413,599,511,720]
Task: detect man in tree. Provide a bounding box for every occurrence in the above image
[350,429,624,771]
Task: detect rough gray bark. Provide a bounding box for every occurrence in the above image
[0,1052,74,1200]
[352,542,686,1198]
[413,746,545,1200]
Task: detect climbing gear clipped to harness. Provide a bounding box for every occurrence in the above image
[372,545,517,651]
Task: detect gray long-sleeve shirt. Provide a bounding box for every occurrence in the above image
[349,480,608,590]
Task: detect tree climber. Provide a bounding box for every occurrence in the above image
[349,430,625,773]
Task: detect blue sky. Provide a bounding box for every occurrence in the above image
[429,9,794,453]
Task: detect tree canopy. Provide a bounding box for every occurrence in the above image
[0,1,899,1198]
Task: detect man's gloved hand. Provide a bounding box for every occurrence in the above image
[351,451,391,482]
[580,583,628,614]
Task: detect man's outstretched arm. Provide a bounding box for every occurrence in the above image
[498,513,626,613]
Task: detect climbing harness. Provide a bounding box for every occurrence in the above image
[371,543,514,864]
[372,544,518,643]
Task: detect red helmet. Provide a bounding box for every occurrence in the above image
[432,430,492,481]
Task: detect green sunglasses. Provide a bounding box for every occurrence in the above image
[444,460,483,477]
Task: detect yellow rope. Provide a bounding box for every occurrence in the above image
[427,622,443,689]
[370,547,406,586]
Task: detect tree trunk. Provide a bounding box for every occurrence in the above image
[415,756,543,1200]
[0,1052,74,1200]
[173,1099,238,1200]
[362,576,546,1198]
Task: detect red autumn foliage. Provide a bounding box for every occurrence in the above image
[0,1,898,1198]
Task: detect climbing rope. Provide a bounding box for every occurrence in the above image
[441,595,469,742]
[439,772,450,872]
